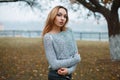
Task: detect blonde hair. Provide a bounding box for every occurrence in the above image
[42,5,69,36]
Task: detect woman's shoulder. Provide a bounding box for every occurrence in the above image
[43,33,51,39]
[43,27,73,37]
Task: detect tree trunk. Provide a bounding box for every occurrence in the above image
[109,34,120,61]
[107,13,120,61]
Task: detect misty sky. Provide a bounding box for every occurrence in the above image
[0,0,115,32]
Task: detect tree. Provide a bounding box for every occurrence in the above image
[71,0,120,61]
[0,0,120,60]
[0,0,38,8]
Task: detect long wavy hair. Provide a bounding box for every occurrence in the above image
[42,5,69,36]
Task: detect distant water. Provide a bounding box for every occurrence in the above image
[1,21,108,32]
[0,21,108,41]
[0,30,108,41]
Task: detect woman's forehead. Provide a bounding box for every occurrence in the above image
[58,8,67,14]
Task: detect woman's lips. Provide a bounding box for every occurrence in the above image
[59,22,64,25]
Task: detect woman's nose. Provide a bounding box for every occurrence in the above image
[61,16,64,20]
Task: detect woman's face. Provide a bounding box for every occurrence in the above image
[54,8,67,28]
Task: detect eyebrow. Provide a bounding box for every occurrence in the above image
[57,12,67,15]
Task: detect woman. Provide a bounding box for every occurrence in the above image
[42,5,81,80]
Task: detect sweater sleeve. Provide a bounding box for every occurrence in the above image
[67,28,81,74]
[43,34,80,70]
[68,28,81,74]
[70,28,80,55]
[67,64,77,74]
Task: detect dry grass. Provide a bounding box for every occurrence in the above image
[0,37,120,80]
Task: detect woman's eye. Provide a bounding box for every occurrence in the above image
[64,15,67,18]
[57,13,61,16]
[57,13,67,19]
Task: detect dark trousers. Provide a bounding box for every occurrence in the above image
[48,69,72,80]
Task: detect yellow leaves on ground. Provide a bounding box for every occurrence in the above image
[0,38,120,80]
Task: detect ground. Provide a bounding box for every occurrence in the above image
[0,37,120,80]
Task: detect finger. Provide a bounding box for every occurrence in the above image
[60,67,64,70]
[57,70,60,73]
[58,70,63,75]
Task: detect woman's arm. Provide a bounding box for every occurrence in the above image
[69,28,79,54]
[57,64,77,75]
[67,64,77,74]
[43,34,80,70]
[66,28,81,74]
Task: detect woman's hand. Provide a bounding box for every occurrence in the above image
[57,68,68,75]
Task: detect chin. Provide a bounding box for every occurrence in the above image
[59,25,64,27]
[60,26,63,27]
[59,26,64,28]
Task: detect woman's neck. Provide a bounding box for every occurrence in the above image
[51,26,61,34]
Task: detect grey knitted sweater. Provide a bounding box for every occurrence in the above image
[43,28,81,74]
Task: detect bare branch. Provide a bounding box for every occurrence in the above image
[0,0,36,6]
[89,0,102,8]
[0,0,18,2]
[0,0,38,9]
[76,0,97,12]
